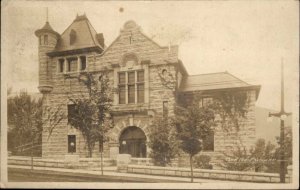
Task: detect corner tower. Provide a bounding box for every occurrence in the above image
[35,21,60,93]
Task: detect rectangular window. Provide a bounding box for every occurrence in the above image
[67,57,77,72]
[202,131,214,151]
[39,37,42,45]
[137,84,144,103]
[118,70,145,104]
[44,35,48,45]
[163,101,168,118]
[137,70,144,103]
[68,135,76,153]
[58,59,64,73]
[128,72,135,84]
[119,73,126,104]
[119,86,126,104]
[137,70,144,82]
[199,97,213,108]
[80,56,86,71]
[119,72,125,84]
[128,72,135,103]
[128,85,135,103]
[67,104,76,124]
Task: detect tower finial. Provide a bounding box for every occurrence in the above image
[46,7,48,22]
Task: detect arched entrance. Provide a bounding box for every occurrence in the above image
[119,126,147,158]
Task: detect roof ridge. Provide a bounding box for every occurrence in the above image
[85,18,98,47]
[188,71,227,76]
[225,72,250,85]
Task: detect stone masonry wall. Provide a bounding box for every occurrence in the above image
[41,20,180,159]
[177,90,257,167]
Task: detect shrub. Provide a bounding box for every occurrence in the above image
[194,155,213,169]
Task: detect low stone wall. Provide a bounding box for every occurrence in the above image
[127,165,292,183]
[8,156,116,169]
[130,158,153,166]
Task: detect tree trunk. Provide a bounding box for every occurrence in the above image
[88,144,93,158]
[31,140,34,170]
[190,155,194,183]
[101,151,103,175]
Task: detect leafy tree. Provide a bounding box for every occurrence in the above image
[173,104,215,182]
[148,116,179,166]
[68,72,113,159]
[7,91,43,156]
[212,91,250,132]
[7,90,65,158]
[250,138,276,172]
[275,127,292,164]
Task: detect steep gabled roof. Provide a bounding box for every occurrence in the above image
[53,14,104,52]
[179,71,256,92]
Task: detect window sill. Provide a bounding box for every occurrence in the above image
[56,70,88,75]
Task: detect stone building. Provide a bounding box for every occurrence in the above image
[35,14,260,162]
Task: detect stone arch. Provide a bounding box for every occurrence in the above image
[120,53,140,67]
[109,117,150,143]
[119,126,147,158]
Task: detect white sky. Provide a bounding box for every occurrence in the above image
[1,0,299,113]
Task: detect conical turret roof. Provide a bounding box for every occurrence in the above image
[35,21,60,38]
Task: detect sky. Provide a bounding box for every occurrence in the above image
[1,0,299,113]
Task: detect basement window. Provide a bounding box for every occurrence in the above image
[68,135,76,153]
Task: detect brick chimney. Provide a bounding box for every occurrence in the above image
[96,33,105,48]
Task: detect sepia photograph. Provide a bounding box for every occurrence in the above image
[1,0,299,189]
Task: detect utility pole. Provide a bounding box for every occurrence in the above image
[268,60,291,183]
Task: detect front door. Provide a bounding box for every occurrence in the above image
[119,126,147,158]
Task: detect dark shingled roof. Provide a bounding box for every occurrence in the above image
[35,22,60,38]
[179,72,254,92]
[53,14,104,52]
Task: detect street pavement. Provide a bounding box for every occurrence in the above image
[8,165,251,183]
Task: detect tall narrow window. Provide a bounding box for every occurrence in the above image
[44,35,48,45]
[163,101,168,118]
[39,36,42,45]
[68,135,76,153]
[119,73,126,104]
[80,56,86,71]
[128,72,135,103]
[58,59,64,73]
[202,130,214,151]
[137,70,144,103]
[67,57,77,72]
[68,104,76,124]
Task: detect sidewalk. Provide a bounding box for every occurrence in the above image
[8,165,251,183]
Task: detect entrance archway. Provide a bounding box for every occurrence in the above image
[119,126,147,158]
